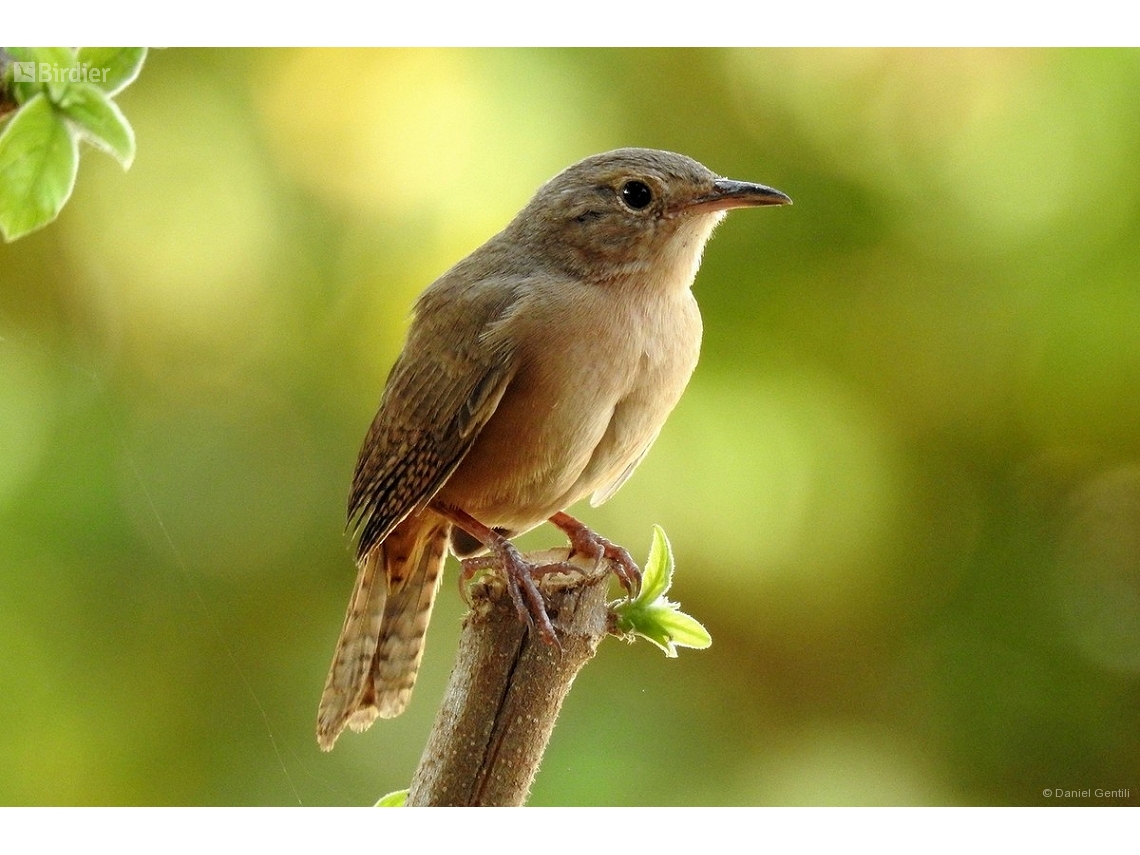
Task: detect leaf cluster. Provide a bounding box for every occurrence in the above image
[610,525,712,657]
[0,47,146,240]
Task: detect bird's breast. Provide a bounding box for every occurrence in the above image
[435,282,702,531]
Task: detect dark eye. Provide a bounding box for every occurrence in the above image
[620,180,653,210]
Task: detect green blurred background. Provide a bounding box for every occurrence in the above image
[2,48,1138,806]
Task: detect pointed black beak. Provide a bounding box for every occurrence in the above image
[677,178,792,216]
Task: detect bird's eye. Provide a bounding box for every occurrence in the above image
[620,180,653,210]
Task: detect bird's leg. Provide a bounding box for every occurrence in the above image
[431,503,559,648]
[548,511,642,599]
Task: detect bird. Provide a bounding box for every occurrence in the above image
[317,147,790,750]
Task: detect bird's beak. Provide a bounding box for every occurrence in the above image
[677,178,792,216]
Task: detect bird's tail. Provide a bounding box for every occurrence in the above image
[316,510,449,751]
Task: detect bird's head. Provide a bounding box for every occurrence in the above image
[508,148,791,289]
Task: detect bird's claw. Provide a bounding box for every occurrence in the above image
[460,547,560,650]
[549,512,642,600]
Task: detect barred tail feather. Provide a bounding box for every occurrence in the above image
[316,511,449,751]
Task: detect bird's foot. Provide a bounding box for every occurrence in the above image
[459,545,560,649]
[549,511,642,599]
[435,503,560,649]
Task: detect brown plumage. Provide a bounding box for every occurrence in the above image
[317,148,790,750]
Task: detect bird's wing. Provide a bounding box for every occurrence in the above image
[347,277,519,561]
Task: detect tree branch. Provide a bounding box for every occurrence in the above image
[406,549,612,806]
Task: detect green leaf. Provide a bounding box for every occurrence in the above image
[609,525,711,657]
[5,46,78,72]
[58,83,135,168]
[0,94,78,241]
[621,600,712,658]
[649,605,712,652]
[639,524,673,604]
[375,789,408,807]
[9,47,79,102]
[5,47,77,104]
[77,47,147,96]
[625,604,680,656]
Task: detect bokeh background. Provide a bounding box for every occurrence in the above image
[2,48,1139,806]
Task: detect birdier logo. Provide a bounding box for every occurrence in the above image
[12,61,108,85]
